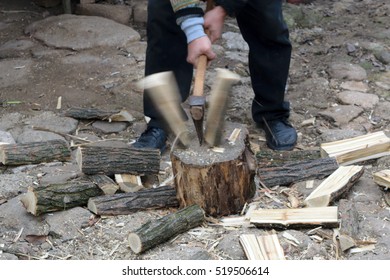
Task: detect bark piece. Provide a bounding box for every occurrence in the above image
[20,181,103,216]
[0,139,70,166]
[64,107,120,120]
[239,233,285,260]
[89,174,119,195]
[338,199,359,238]
[249,206,339,229]
[128,204,205,254]
[373,169,390,189]
[88,185,178,216]
[257,157,339,187]
[320,131,390,165]
[304,165,364,207]
[171,122,255,217]
[76,146,160,175]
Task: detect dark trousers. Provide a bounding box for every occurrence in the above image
[144,0,291,129]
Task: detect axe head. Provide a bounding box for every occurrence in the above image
[188,95,206,145]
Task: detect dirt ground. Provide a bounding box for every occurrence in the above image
[0,0,389,261]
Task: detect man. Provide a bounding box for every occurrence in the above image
[132,0,297,151]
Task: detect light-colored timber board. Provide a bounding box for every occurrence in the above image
[304,165,364,207]
[373,169,390,189]
[239,234,285,260]
[249,206,339,227]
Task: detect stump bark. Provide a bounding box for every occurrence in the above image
[171,122,255,217]
[128,204,205,254]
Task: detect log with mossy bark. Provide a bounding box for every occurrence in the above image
[0,139,71,165]
[20,181,103,216]
[257,157,339,187]
[88,185,178,216]
[128,204,205,254]
[76,145,160,176]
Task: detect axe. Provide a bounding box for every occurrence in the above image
[188,0,214,145]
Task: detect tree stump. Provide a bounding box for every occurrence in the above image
[171,122,255,217]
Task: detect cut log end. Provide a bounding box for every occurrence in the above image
[20,187,37,215]
[128,233,142,254]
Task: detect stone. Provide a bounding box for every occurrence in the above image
[75,4,132,25]
[337,91,379,109]
[0,59,32,88]
[133,1,148,24]
[24,14,140,51]
[26,111,79,135]
[0,130,15,144]
[327,63,367,81]
[318,105,363,126]
[375,51,390,65]
[374,101,390,121]
[0,174,35,200]
[0,39,35,58]
[222,32,249,51]
[16,129,65,144]
[340,81,369,92]
[44,207,92,241]
[319,129,364,143]
[92,120,128,133]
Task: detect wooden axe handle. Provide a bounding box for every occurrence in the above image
[191,0,214,98]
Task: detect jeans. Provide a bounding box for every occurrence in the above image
[144,0,292,129]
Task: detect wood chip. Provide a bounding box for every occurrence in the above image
[239,233,285,260]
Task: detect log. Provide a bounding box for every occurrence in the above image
[249,206,339,229]
[320,131,390,165]
[0,139,70,166]
[171,122,255,217]
[256,149,321,168]
[239,233,285,260]
[76,145,160,175]
[65,107,118,119]
[128,204,205,254]
[89,174,119,195]
[20,181,103,216]
[257,157,339,187]
[65,107,134,122]
[87,185,178,216]
[304,165,364,207]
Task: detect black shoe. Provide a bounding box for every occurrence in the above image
[260,119,297,151]
[132,126,167,152]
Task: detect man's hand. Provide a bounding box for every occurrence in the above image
[187,36,216,67]
[204,6,227,43]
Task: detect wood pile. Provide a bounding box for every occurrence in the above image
[2,124,388,257]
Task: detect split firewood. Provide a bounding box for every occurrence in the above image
[239,233,285,260]
[87,185,178,216]
[76,145,160,175]
[115,174,143,193]
[89,174,119,195]
[0,139,71,166]
[373,169,390,189]
[320,131,390,165]
[257,157,339,187]
[304,165,364,207]
[249,206,339,229]
[256,149,321,168]
[338,234,357,252]
[128,204,205,254]
[20,181,103,216]
[171,122,255,217]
